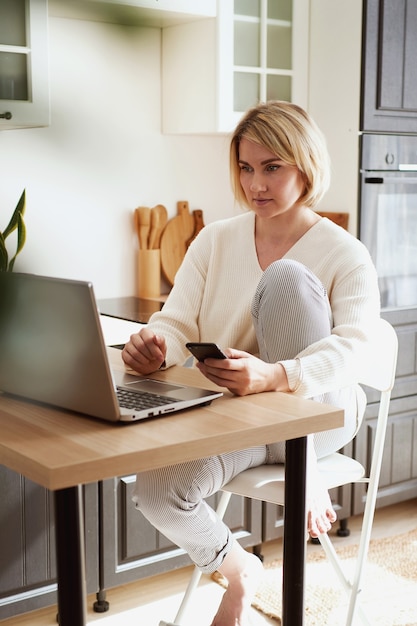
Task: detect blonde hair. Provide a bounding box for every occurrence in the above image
[230,101,331,209]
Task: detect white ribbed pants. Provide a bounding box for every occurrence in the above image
[132,260,362,573]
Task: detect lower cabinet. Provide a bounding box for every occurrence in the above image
[99,475,262,588]
[0,471,99,620]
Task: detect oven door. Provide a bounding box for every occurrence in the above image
[360,171,417,308]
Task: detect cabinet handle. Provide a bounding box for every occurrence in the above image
[0,112,12,120]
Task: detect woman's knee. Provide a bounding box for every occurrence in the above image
[132,460,210,519]
[132,467,180,517]
[252,260,332,361]
[253,260,329,316]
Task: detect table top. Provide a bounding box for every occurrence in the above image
[0,348,343,491]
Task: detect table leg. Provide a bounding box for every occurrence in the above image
[282,436,307,626]
[54,485,87,626]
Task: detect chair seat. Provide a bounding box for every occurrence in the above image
[221,453,365,505]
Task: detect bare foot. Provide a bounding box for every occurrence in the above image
[307,459,337,538]
[210,547,263,626]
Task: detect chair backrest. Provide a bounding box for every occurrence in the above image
[358,318,398,392]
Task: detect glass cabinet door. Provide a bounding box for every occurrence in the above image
[0,0,49,129]
[162,0,309,133]
[233,0,295,114]
[0,0,29,102]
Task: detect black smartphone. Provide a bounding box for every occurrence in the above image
[186,342,227,362]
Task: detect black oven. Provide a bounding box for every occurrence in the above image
[359,134,417,309]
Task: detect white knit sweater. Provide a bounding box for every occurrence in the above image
[148,212,381,398]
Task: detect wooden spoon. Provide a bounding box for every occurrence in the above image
[148,204,168,249]
[135,206,151,249]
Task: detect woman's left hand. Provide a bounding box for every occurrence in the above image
[196,348,289,396]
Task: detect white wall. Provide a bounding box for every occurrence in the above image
[308,1,363,236]
[0,17,235,298]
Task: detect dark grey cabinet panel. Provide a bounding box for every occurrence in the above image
[0,469,56,615]
[100,474,262,589]
[361,0,417,133]
[0,470,99,620]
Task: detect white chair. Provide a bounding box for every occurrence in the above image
[160,318,398,626]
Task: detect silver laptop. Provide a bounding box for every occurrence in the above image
[0,272,223,422]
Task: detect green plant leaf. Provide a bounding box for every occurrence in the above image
[1,190,26,271]
[8,213,26,271]
[0,233,8,271]
[2,189,26,240]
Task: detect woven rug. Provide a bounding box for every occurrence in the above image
[213,527,417,625]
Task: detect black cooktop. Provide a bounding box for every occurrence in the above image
[97,297,163,324]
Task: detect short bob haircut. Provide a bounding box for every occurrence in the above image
[230,101,331,210]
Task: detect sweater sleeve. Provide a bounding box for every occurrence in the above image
[145,229,210,368]
[145,213,261,368]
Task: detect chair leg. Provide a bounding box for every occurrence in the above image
[165,566,204,626]
[318,533,371,626]
[160,491,234,626]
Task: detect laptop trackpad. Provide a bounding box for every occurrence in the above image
[122,377,186,396]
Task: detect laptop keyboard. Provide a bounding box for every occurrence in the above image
[116,387,179,411]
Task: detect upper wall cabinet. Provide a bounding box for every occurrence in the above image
[0,0,49,131]
[162,0,309,134]
[361,0,417,134]
[48,0,216,27]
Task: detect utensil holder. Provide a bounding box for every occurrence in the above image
[137,249,161,299]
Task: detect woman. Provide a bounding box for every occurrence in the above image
[122,101,380,626]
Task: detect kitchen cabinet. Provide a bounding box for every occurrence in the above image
[0,468,99,620]
[0,0,49,131]
[358,3,417,513]
[48,0,216,27]
[162,0,309,133]
[99,474,262,588]
[361,0,417,133]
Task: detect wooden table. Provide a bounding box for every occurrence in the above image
[0,349,343,626]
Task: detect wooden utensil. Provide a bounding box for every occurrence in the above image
[148,204,168,250]
[160,201,194,286]
[317,211,349,230]
[135,206,151,249]
[186,209,205,247]
[138,249,160,298]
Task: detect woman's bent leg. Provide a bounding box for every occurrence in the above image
[252,259,359,454]
[132,447,267,573]
[251,260,351,536]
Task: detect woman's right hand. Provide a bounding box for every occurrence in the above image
[122,327,167,375]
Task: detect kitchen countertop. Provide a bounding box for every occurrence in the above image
[97,296,164,324]
[99,313,144,347]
